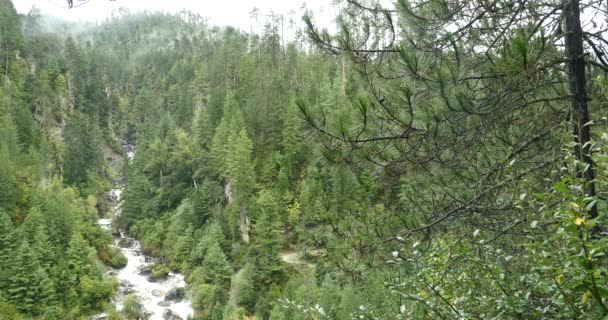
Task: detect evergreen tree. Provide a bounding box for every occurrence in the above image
[62,113,104,187]
[0,146,16,215]
[228,128,255,243]
[0,211,15,290]
[211,91,245,179]
[6,241,50,314]
[65,232,87,293]
[201,241,232,287]
[249,190,284,289]
[189,222,226,267]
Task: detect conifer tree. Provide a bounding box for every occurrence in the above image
[62,113,104,187]
[249,190,284,289]
[65,232,87,291]
[0,211,15,291]
[211,91,246,179]
[201,241,233,287]
[0,146,16,215]
[6,241,48,314]
[189,222,226,266]
[228,128,255,243]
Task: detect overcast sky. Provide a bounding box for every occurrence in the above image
[13,0,339,30]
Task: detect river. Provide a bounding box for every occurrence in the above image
[96,146,194,320]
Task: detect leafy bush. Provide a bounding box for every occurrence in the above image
[122,294,144,320]
[148,263,170,280]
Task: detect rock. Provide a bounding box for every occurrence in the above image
[122,286,135,295]
[146,274,167,283]
[165,287,185,302]
[142,310,154,320]
[138,265,151,276]
[151,289,166,297]
[120,280,135,295]
[163,309,183,320]
[117,238,135,249]
[157,301,171,307]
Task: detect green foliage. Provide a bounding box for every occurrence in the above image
[122,294,144,320]
[148,263,171,280]
[0,302,26,320]
[62,113,104,188]
[200,241,233,287]
[100,246,128,269]
[2,4,603,320]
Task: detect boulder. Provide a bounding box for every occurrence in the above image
[120,280,135,295]
[164,287,185,302]
[142,310,154,320]
[146,274,167,283]
[157,301,171,307]
[117,238,135,249]
[163,309,183,320]
[151,289,166,297]
[137,265,151,276]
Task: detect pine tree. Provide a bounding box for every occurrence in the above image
[62,113,104,187]
[210,116,231,178]
[6,241,50,314]
[0,110,21,161]
[211,91,245,179]
[120,164,153,229]
[188,222,225,266]
[0,146,16,215]
[250,190,284,289]
[64,36,85,101]
[22,207,55,269]
[190,180,216,228]
[0,211,15,292]
[201,241,232,287]
[65,232,87,292]
[227,128,255,243]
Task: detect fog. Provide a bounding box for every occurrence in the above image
[14,0,339,30]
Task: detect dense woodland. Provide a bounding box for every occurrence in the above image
[0,0,607,319]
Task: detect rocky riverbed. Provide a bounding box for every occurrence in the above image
[96,145,194,320]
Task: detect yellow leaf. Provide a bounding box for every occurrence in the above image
[556,274,564,284]
[582,290,592,304]
[570,202,580,209]
[574,217,586,226]
[420,290,428,298]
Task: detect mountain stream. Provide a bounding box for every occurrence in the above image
[96,146,194,320]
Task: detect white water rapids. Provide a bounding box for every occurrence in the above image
[96,148,194,320]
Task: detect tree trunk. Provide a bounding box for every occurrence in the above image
[564,0,598,219]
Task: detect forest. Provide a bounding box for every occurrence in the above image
[0,0,607,319]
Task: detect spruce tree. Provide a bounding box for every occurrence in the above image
[0,146,16,215]
[6,241,49,314]
[250,190,284,289]
[201,241,233,288]
[62,113,104,187]
[228,128,255,243]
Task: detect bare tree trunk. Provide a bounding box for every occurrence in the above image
[564,0,598,218]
